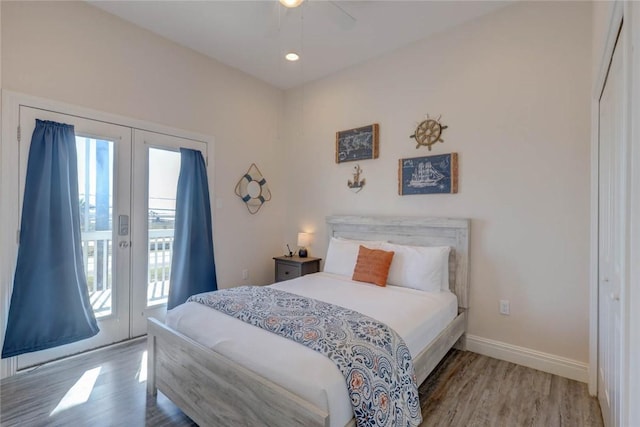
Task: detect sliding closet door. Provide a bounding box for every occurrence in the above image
[16,107,132,369]
[129,130,208,337]
[598,25,624,427]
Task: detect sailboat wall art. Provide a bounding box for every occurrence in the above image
[398,153,458,195]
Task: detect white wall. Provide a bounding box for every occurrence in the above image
[1,1,285,288]
[283,1,592,364]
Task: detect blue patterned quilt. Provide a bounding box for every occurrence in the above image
[188,286,422,427]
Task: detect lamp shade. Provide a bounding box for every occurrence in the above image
[297,232,311,247]
[280,0,304,7]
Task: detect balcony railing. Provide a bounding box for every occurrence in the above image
[81,230,112,294]
[83,229,174,316]
[147,229,175,306]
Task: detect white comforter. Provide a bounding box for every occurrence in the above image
[165,272,457,426]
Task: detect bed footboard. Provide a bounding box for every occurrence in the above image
[413,310,466,385]
[147,318,330,427]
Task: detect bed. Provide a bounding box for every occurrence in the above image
[147,215,470,426]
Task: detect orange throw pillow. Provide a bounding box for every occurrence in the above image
[352,245,395,287]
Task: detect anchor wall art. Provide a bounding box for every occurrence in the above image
[347,164,366,193]
[398,153,458,195]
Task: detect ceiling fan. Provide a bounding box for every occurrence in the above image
[265,0,357,38]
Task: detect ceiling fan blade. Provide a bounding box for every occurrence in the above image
[263,1,281,38]
[327,1,357,30]
[264,2,294,39]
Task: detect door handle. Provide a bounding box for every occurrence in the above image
[119,241,130,248]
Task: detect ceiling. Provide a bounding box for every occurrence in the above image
[90,1,511,90]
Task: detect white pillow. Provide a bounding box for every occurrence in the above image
[323,237,385,277]
[441,251,452,291]
[381,243,451,292]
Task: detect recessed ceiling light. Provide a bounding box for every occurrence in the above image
[285,52,300,62]
[279,0,304,8]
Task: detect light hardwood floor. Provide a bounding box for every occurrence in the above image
[0,339,602,427]
[420,349,603,427]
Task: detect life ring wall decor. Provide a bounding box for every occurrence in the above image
[235,163,272,214]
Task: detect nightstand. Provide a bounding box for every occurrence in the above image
[273,256,322,282]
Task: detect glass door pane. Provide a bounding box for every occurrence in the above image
[147,148,180,307]
[76,137,114,317]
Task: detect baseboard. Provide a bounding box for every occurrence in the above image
[466,335,589,383]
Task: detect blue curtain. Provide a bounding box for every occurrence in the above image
[167,148,217,310]
[2,120,99,358]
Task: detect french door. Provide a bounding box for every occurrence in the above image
[130,130,207,336]
[16,106,207,368]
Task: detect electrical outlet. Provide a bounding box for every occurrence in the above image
[242,269,249,280]
[499,299,510,315]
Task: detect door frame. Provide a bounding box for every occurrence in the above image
[0,90,214,378]
[627,5,640,427]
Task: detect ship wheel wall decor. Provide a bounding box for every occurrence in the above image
[410,115,448,150]
[235,163,271,214]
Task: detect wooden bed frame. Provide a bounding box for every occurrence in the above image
[147,216,470,427]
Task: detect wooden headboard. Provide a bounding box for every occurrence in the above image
[326,216,470,309]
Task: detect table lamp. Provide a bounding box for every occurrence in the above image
[297,232,311,258]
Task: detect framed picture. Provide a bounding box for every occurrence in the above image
[398,153,458,195]
[335,123,379,163]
